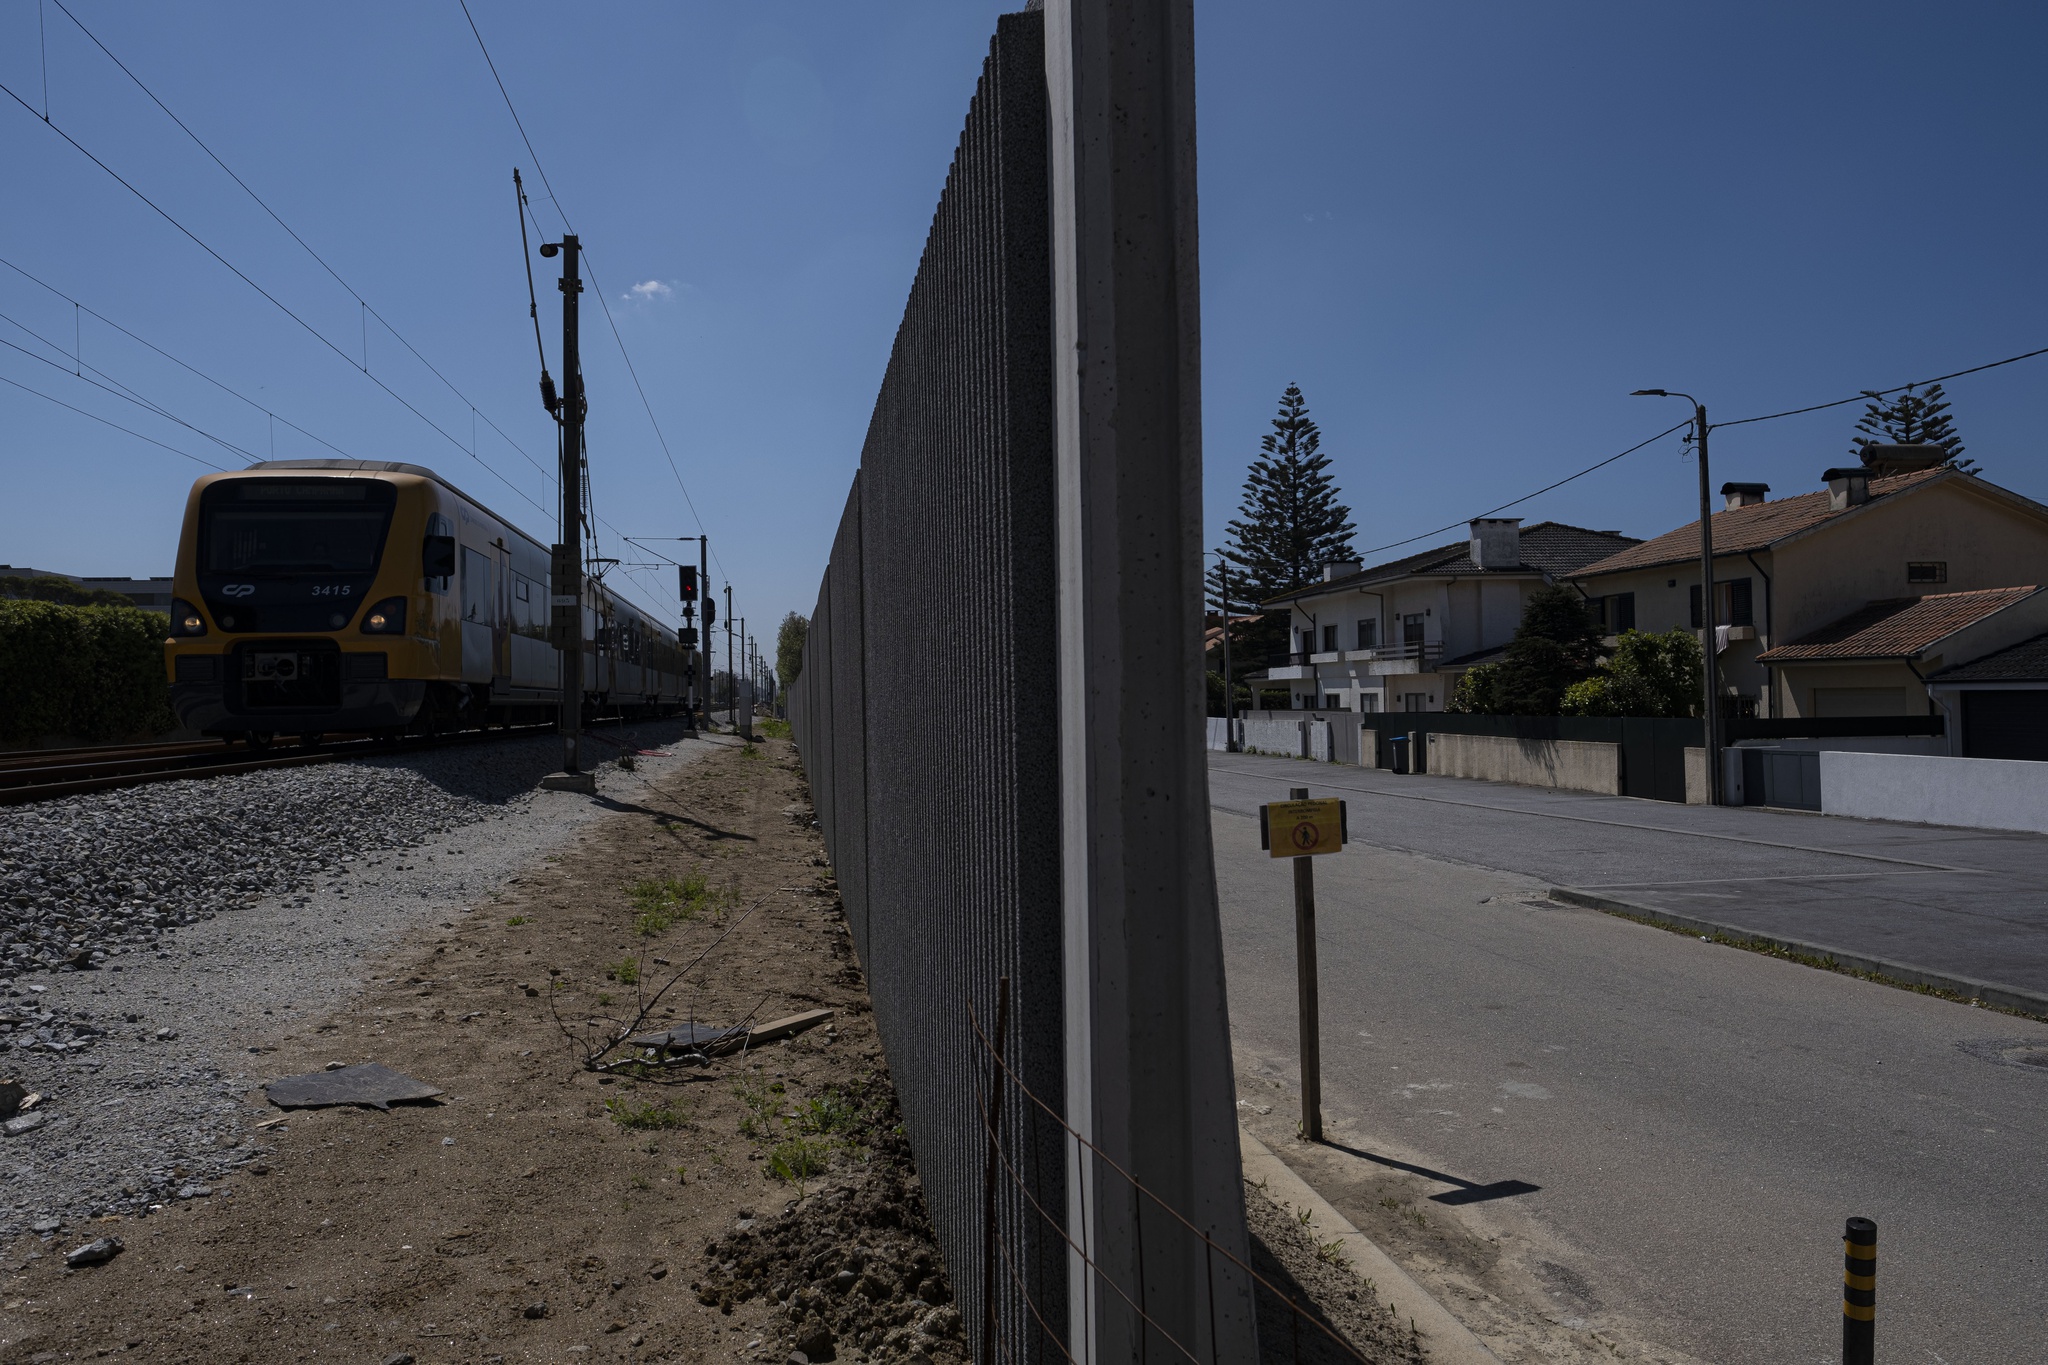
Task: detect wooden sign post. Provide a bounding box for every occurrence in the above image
[1259,787,1347,1142]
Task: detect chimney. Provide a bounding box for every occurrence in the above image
[1321,560,1362,583]
[1468,518,1521,569]
[1720,481,1769,510]
[1822,467,1869,511]
[1857,443,1947,477]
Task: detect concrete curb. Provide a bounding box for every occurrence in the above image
[1239,1128,1502,1365]
[1549,887,2048,1018]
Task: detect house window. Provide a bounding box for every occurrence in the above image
[1402,692,1428,712]
[1359,692,1379,713]
[1356,619,1377,650]
[1907,562,1947,584]
[1322,624,1339,653]
[1690,580,1752,628]
[1325,694,1343,710]
[1402,614,1425,648]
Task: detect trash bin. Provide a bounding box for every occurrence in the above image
[1387,734,1410,774]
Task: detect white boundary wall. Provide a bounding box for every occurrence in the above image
[1821,751,2048,834]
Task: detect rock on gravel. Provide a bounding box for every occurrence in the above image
[64,1235,122,1267]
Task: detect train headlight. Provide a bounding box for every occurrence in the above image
[169,598,207,637]
[360,596,407,634]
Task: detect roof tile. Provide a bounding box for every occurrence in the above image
[1756,586,2041,662]
[1260,522,1639,607]
[1928,631,2048,683]
[1574,467,1952,577]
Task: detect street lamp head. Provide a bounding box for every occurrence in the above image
[1630,389,1668,397]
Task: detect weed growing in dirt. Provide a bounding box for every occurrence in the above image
[766,1137,831,1193]
[630,1174,652,1190]
[598,992,614,1006]
[737,1079,880,1188]
[506,916,528,927]
[739,742,762,759]
[755,718,791,739]
[734,1076,786,1140]
[608,958,640,985]
[605,1094,691,1130]
[627,873,716,936]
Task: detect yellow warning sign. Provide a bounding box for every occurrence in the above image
[1260,798,1346,858]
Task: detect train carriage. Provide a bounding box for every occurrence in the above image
[162,459,689,743]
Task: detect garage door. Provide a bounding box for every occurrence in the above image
[1962,690,2048,762]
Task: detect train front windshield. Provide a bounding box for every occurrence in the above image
[199,479,396,575]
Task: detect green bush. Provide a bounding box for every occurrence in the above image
[1560,629,1703,718]
[0,600,174,744]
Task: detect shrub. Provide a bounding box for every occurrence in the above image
[0,600,174,744]
[1561,629,1703,718]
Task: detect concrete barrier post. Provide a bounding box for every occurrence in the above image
[1048,0,1255,1358]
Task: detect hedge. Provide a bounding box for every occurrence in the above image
[0,600,176,744]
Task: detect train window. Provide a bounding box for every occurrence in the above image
[461,547,493,623]
[515,578,530,602]
[424,514,454,593]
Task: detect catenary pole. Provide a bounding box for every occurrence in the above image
[698,535,710,726]
[555,235,586,782]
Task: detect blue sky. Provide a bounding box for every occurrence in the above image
[4,2,2046,648]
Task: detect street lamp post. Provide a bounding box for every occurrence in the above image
[1632,389,1722,805]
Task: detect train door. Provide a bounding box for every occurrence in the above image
[493,542,511,688]
[459,546,494,683]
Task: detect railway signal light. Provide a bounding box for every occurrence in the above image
[678,564,698,602]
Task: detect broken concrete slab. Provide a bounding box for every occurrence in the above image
[264,1062,444,1111]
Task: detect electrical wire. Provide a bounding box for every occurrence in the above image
[44,0,556,493]
[1714,343,2048,429]
[0,76,563,527]
[0,327,258,462]
[1340,420,1694,561]
[458,0,727,584]
[0,371,224,470]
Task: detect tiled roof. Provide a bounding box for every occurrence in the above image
[1259,522,1639,608]
[1929,631,2048,683]
[1573,467,1953,577]
[1757,586,2042,663]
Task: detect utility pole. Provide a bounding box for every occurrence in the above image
[723,584,735,733]
[737,616,753,741]
[1633,390,1723,804]
[541,233,592,793]
[698,536,710,728]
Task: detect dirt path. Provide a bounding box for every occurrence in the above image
[0,735,966,1365]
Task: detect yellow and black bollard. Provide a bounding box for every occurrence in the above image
[1842,1217,1876,1365]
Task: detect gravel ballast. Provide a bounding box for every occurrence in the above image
[0,720,712,1238]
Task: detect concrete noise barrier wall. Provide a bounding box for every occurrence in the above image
[790,5,1253,1361]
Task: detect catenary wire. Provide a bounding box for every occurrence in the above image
[0,255,357,460]
[459,0,728,584]
[0,78,561,527]
[0,327,259,462]
[0,371,224,470]
[44,0,556,492]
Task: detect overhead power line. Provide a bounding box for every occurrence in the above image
[0,60,554,523]
[0,371,224,470]
[458,0,726,584]
[0,255,358,461]
[42,0,555,493]
[1715,342,2048,429]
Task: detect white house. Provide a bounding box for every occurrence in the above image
[1248,519,1639,712]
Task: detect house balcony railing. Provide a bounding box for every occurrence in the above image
[1346,641,1442,667]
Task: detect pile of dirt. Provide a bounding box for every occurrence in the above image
[696,1073,970,1364]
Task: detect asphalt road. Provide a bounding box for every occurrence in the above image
[1209,753,2048,1001]
[1210,755,2048,1363]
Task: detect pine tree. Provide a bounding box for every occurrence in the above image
[1852,383,1976,473]
[775,612,809,689]
[1221,384,1358,604]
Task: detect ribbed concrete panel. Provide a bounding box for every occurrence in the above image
[792,12,1064,1359]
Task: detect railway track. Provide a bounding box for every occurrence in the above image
[0,723,584,807]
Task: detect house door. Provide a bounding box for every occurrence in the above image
[459,546,493,683]
[1403,614,1425,656]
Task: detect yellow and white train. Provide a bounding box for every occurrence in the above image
[163,459,689,743]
